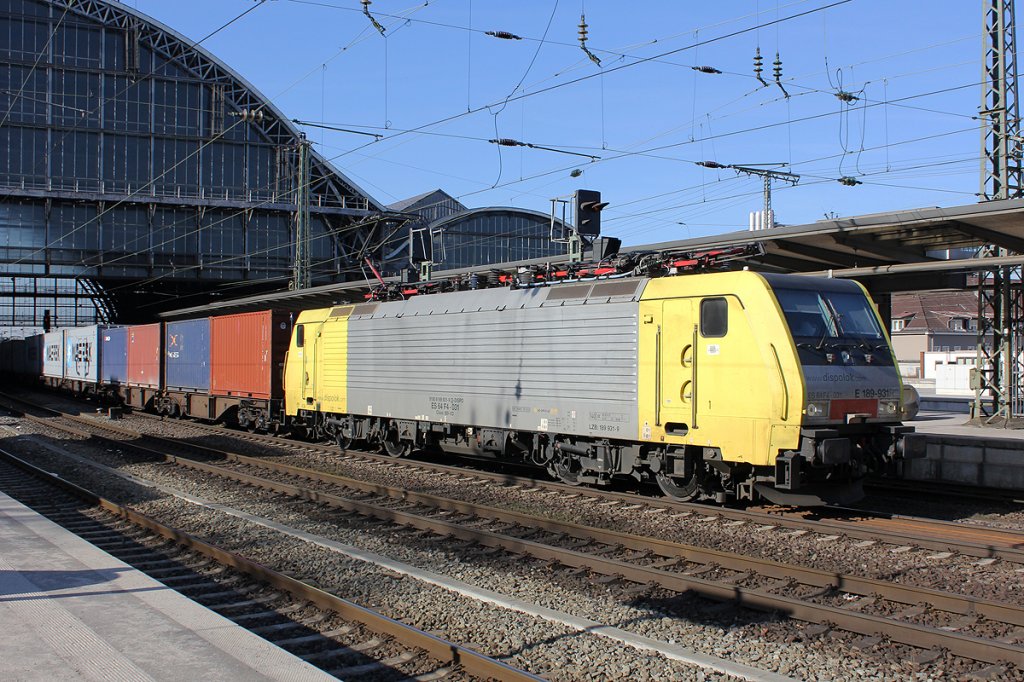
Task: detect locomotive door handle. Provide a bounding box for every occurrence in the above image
[770,343,789,420]
[655,325,662,426]
[691,324,698,429]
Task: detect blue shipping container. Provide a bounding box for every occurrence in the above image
[100,327,129,385]
[165,318,210,391]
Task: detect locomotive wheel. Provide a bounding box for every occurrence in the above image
[549,453,583,486]
[656,471,701,502]
[381,426,410,458]
[336,432,353,450]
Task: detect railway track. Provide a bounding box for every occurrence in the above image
[124,407,1024,564]
[0,433,538,680]
[5,389,1024,564]
[4,397,1024,673]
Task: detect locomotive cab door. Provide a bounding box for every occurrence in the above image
[297,322,319,408]
[658,299,698,437]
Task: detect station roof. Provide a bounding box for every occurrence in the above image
[631,198,1024,271]
[160,198,1024,319]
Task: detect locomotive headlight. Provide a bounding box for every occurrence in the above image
[804,400,829,418]
[879,399,900,416]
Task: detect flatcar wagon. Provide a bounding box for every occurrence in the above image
[283,270,925,506]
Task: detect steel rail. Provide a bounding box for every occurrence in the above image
[8,387,1024,568]
[21,411,1024,667]
[126,410,1024,563]
[212,452,1024,626]
[107,440,1024,665]
[0,444,543,682]
[7,389,1024,564]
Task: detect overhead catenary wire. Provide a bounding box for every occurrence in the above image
[8,0,984,291]
[0,0,72,130]
[0,0,429,211]
[84,142,985,312]
[322,49,975,202]
[488,0,559,188]
[314,0,853,169]
[453,81,979,204]
[288,1,966,223]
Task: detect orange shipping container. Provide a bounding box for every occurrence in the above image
[210,311,291,399]
[127,323,162,388]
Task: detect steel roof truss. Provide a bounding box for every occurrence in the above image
[773,239,889,268]
[945,220,1024,254]
[831,235,932,263]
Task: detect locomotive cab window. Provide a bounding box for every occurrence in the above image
[295,324,305,348]
[772,287,885,342]
[700,298,728,337]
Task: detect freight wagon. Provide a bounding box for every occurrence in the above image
[0,335,40,379]
[40,326,105,394]
[153,310,291,427]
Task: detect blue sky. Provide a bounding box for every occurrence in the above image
[130,0,984,246]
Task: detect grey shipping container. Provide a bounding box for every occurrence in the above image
[165,318,210,391]
[42,331,63,379]
[101,327,129,385]
[64,326,101,384]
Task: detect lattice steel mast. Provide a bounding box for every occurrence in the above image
[293,133,312,290]
[974,0,1024,422]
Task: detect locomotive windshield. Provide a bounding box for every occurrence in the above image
[772,287,885,345]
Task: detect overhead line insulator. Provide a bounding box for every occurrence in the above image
[773,52,790,98]
[692,65,722,74]
[578,13,602,67]
[754,47,769,87]
[486,30,522,40]
[361,0,386,35]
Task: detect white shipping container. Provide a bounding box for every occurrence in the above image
[63,326,101,383]
[42,330,64,379]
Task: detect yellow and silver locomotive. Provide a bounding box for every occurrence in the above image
[284,270,924,505]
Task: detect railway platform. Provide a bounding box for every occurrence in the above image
[905,410,1024,491]
[0,489,334,682]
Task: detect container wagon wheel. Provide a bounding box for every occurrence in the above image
[381,423,410,458]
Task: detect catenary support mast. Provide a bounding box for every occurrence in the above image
[975,0,1024,422]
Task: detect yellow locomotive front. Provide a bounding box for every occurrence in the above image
[641,271,924,505]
